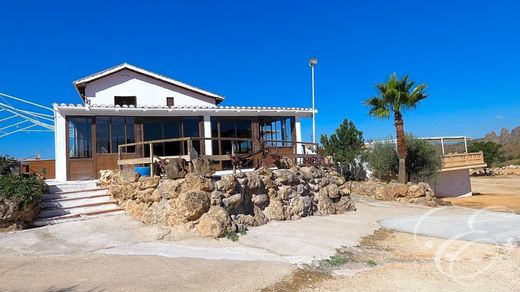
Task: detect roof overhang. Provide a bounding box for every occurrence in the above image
[73,63,225,104]
[53,104,315,118]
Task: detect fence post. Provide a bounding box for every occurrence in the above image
[149,143,154,177]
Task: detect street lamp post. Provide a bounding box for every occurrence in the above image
[309,58,318,144]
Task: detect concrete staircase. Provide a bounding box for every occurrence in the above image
[34,180,125,226]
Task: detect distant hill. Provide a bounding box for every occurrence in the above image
[478,126,520,159]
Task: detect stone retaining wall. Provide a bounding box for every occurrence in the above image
[0,198,40,228]
[347,180,449,207]
[103,166,356,238]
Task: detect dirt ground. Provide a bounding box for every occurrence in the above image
[0,253,293,291]
[265,230,520,292]
[2,196,520,291]
[445,175,520,212]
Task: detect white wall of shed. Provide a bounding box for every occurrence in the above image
[431,169,473,197]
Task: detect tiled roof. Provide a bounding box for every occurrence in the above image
[54,104,313,112]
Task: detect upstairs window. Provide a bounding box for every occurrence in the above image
[166,97,175,107]
[114,96,136,107]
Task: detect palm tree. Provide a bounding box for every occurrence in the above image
[365,74,427,184]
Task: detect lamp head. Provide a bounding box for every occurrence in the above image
[309,58,318,67]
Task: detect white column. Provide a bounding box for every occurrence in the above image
[203,115,212,155]
[54,107,67,181]
[295,117,303,155]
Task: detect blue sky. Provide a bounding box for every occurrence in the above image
[0,0,519,159]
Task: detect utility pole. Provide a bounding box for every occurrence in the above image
[309,58,318,144]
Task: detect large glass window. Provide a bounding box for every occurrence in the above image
[96,116,110,153]
[260,117,293,146]
[211,117,253,169]
[142,117,201,157]
[126,117,135,152]
[69,117,92,158]
[95,116,135,154]
[183,117,201,154]
[111,117,126,153]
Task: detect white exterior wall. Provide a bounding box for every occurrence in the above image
[295,117,303,154]
[203,115,212,155]
[432,169,472,197]
[84,69,216,107]
[54,109,67,181]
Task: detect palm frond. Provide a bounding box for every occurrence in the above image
[365,97,391,119]
[365,73,427,118]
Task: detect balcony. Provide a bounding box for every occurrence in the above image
[440,151,487,172]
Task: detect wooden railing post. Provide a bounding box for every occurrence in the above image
[118,145,122,170]
[187,138,192,161]
[149,142,154,177]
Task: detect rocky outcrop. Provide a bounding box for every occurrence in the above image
[105,166,356,238]
[0,197,40,228]
[481,125,520,159]
[348,179,448,207]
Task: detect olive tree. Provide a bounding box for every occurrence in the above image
[367,135,441,182]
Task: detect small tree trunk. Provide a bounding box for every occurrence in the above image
[399,158,406,183]
[394,111,407,184]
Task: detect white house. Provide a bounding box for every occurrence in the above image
[54,63,314,181]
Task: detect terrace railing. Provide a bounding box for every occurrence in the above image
[117,137,319,175]
[440,151,487,171]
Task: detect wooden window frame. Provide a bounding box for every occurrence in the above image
[166,97,175,107]
[114,96,137,107]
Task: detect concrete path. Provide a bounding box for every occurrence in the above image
[2,198,519,262]
[379,206,520,245]
[2,197,520,291]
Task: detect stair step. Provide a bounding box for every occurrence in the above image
[42,189,109,201]
[41,196,114,210]
[39,202,121,219]
[43,193,110,203]
[33,207,125,227]
[46,187,108,195]
[46,180,100,193]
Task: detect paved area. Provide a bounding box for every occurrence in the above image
[1,196,520,291]
[379,206,520,245]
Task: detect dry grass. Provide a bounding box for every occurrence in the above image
[446,175,520,212]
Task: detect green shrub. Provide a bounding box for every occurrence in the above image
[366,259,377,267]
[366,141,398,180]
[238,225,248,236]
[320,255,349,267]
[367,135,442,182]
[405,136,442,182]
[497,158,520,167]
[0,174,46,207]
[225,230,239,242]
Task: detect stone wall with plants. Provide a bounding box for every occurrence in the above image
[103,166,356,238]
[0,173,46,228]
